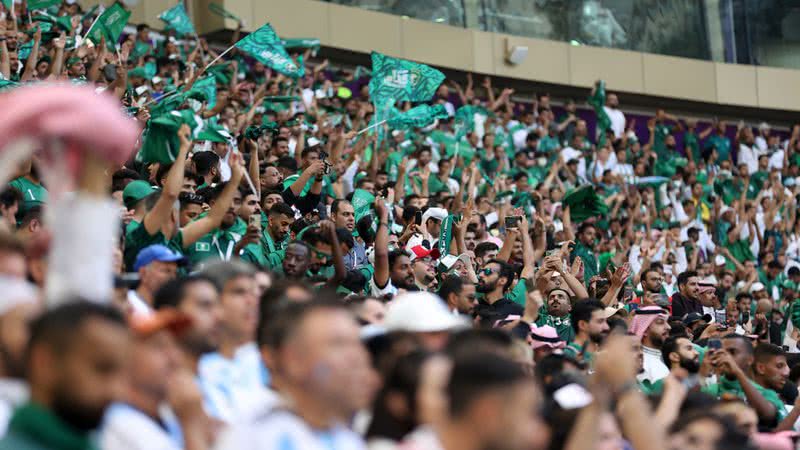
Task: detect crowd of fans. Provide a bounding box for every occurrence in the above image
[4,1,800,450]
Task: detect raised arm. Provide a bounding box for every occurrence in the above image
[373,196,390,287]
[20,27,41,82]
[87,36,107,82]
[143,125,192,235]
[320,220,346,285]
[181,153,244,247]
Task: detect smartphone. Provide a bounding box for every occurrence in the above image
[505,216,520,229]
[248,214,261,231]
[414,211,423,226]
[708,338,722,351]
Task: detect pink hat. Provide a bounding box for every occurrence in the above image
[530,325,566,350]
[0,84,141,177]
[629,306,668,339]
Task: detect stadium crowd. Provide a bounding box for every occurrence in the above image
[3,1,800,450]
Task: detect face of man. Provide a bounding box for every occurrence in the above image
[129,330,181,400]
[238,194,261,221]
[670,337,700,373]
[283,243,310,279]
[547,290,571,317]
[273,140,289,157]
[607,93,619,108]
[480,381,549,450]
[284,308,376,418]
[450,283,477,315]
[412,258,436,286]
[262,194,284,212]
[631,337,644,374]
[218,190,242,228]
[308,242,333,273]
[181,177,197,194]
[477,263,502,294]
[644,271,663,294]
[268,213,294,242]
[140,261,178,294]
[756,354,789,391]
[262,167,283,190]
[219,276,258,342]
[333,202,355,232]
[180,203,203,227]
[579,226,596,247]
[584,310,610,343]
[722,338,753,375]
[645,317,671,348]
[68,61,86,78]
[681,276,700,299]
[464,231,477,251]
[47,318,130,431]
[390,255,415,290]
[177,280,222,355]
[668,418,724,450]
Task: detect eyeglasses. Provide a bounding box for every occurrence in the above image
[481,268,497,276]
[310,247,332,261]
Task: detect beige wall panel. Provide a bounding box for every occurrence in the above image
[190,0,225,34]
[492,34,569,85]
[569,45,644,93]
[328,4,401,56]
[756,66,800,111]
[220,0,253,31]
[251,0,329,41]
[643,54,716,102]
[400,18,474,70]
[715,63,758,106]
[472,30,495,75]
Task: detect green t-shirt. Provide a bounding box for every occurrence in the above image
[538,135,560,154]
[563,340,592,364]
[706,134,731,162]
[123,221,184,270]
[9,177,48,213]
[184,219,245,266]
[534,306,575,343]
[684,131,700,162]
[506,281,528,307]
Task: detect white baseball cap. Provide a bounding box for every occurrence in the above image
[750,282,766,293]
[385,292,468,333]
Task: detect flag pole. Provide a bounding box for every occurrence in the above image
[80,5,104,49]
[356,119,386,135]
[202,43,235,72]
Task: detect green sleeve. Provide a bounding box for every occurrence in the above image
[506,282,528,307]
[265,250,286,271]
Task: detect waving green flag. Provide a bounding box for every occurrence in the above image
[137,113,189,164]
[368,52,445,105]
[587,80,612,146]
[281,38,320,51]
[27,0,59,10]
[563,185,609,223]
[235,24,301,78]
[454,105,481,140]
[0,79,19,91]
[186,76,217,108]
[159,3,196,37]
[1,0,11,11]
[352,189,375,223]
[87,3,131,50]
[388,104,448,130]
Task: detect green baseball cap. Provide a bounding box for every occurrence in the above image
[122,180,155,209]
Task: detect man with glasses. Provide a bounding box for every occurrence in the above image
[475,259,523,323]
[409,245,438,292]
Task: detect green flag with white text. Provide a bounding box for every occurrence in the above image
[281,38,320,51]
[235,24,301,78]
[88,3,130,50]
[388,104,448,130]
[454,105,480,140]
[352,189,375,223]
[368,52,444,105]
[186,76,217,108]
[159,3,195,37]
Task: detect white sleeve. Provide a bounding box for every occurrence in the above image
[45,195,117,307]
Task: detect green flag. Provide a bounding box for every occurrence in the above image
[1,0,11,11]
[437,214,458,258]
[563,185,609,223]
[87,3,131,50]
[196,122,229,143]
[352,189,375,223]
[587,80,611,146]
[186,76,217,108]
[137,114,188,164]
[208,2,240,22]
[159,3,195,37]
[234,23,301,78]
[454,105,481,140]
[368,52,445,105]
[17,40,32,60]
[387,104,448,130]
[32,13,72,32]
[205,63,232,85]
[281,38,320,50]
[130,41,151,60]
[27,0,59,10]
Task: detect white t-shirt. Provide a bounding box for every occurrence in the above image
[198,342,269,423]
[0,379,27,438]
[100,403,181,450]
[127,290,152,317]
[603,106,626,139]
[214,409,366,450]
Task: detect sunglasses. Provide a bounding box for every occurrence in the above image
[310,247,332,261]
[481,268,497,276]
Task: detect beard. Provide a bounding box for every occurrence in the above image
[589,330,606,344]
[476,280,496,294]
[51,383,109,432]
[0,345,25,379]
[680,356,701,374]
